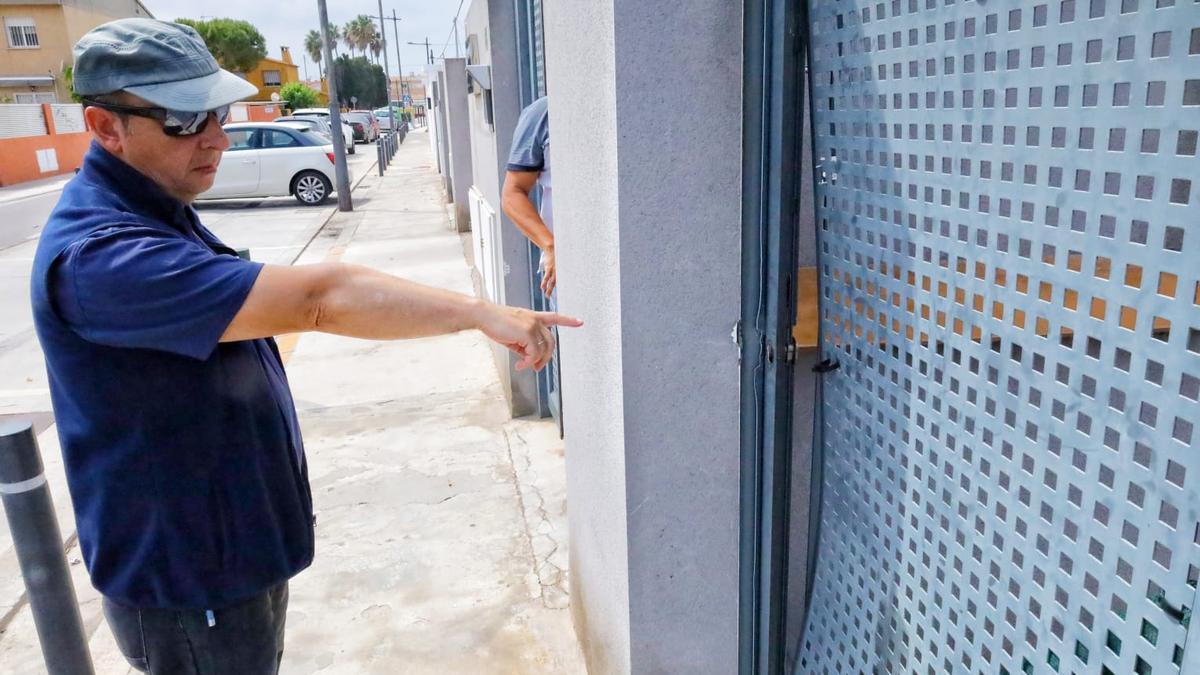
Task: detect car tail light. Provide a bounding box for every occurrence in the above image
[326,152,335,164]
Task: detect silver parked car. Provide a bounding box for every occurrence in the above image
[289,108,356,154]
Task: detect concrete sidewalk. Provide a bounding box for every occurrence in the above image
[0,174,73,206]
[0,129,584,674]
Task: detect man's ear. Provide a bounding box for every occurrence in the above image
[84,106,124,155]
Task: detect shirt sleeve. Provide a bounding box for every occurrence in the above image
[48,226,264,361]
[506,100,549,172]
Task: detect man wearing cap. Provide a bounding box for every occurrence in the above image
[30,19,579,674]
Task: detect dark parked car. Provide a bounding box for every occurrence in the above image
[344,111,380,143]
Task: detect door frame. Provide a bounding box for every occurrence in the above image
[738,0,807,672]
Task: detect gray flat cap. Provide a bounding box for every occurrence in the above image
[73,18,258,112]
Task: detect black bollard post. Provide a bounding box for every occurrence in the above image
[378,140,385,176]
[0,421,94,675]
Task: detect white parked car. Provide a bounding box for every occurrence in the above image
[291,108,356,154]
[201,122,348,206]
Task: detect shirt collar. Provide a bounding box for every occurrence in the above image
[79,142,192,232]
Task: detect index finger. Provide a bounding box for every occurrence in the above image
[536,312,583,328]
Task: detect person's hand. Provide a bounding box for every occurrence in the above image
[477,303,582,371]
[540,246,557,298]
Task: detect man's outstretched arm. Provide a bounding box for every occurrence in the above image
[221,262,580,371]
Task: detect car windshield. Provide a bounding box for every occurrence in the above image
[300,129,332,144]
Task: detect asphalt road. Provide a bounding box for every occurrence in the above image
[0,190,61,252]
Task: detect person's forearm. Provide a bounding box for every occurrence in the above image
[501,187,554,250]
[315,264,487,340]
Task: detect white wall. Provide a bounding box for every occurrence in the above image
[542,1,631,672]
[462,0,542,416]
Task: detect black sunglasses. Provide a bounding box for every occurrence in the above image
[82,98,231,137]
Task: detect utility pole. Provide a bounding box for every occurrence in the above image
[392,10,405,99]
[374,0,395,134]
[373,10,405,102]
[408,38,432,64]
[317,0,352,211]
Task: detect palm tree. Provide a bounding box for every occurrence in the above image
[325,24,341,58]
[367,24,382,64]
[342,21,356,56]
[344,18,365,57]
[343,15,377,60]
[304,29,323,79]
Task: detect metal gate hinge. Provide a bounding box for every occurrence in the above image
[785,338,797,364]
[731,320,743,348]
[812,358,840,374]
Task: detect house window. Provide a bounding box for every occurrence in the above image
[263,70,281,87]
[5,17,39,49]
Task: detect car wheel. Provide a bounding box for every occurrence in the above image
[292,170,332,206]
[348,143,356,155]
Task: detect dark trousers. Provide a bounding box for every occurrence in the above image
[103,583,288,675]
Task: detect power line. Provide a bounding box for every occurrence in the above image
[437,0,468,59]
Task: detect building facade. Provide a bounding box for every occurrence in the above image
[442,1,1200,673]
[0,0,153,103]
[243,46,300,103]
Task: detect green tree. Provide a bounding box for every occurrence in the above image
[333,55,386,109]
[175,18,268,74]
[279,82,319,110]
[342,20,360,56]
[304,30,323,80]
[368,28,383,64]
[343,15,376,60]
[62,65,83,102]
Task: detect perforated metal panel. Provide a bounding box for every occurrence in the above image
[798,1,1200,673]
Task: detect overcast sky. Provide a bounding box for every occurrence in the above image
[142,0,466,81]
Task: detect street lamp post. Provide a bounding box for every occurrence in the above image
[407,39,433,64]
[317,0,352,211]
[374,0,395,137]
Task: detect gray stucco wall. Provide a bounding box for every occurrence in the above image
[431,69,451,193]
[442,58,473,232]
[547,1,743,672]
[613,2,743,672]
[541,1,631,673]
[463,0,540,417]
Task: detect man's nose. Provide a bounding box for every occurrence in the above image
[198,112,229,151]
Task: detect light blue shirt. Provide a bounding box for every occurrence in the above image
[506,97,552,233]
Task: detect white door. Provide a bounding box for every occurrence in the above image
[208,128,260,197]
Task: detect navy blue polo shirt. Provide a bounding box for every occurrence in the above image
[30,143,313,610]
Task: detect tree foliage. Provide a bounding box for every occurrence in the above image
[332,55,386,109]
[280,82,320,110]
[342,16,378,60]
[304,30,322,65]
[175,18,268,74]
